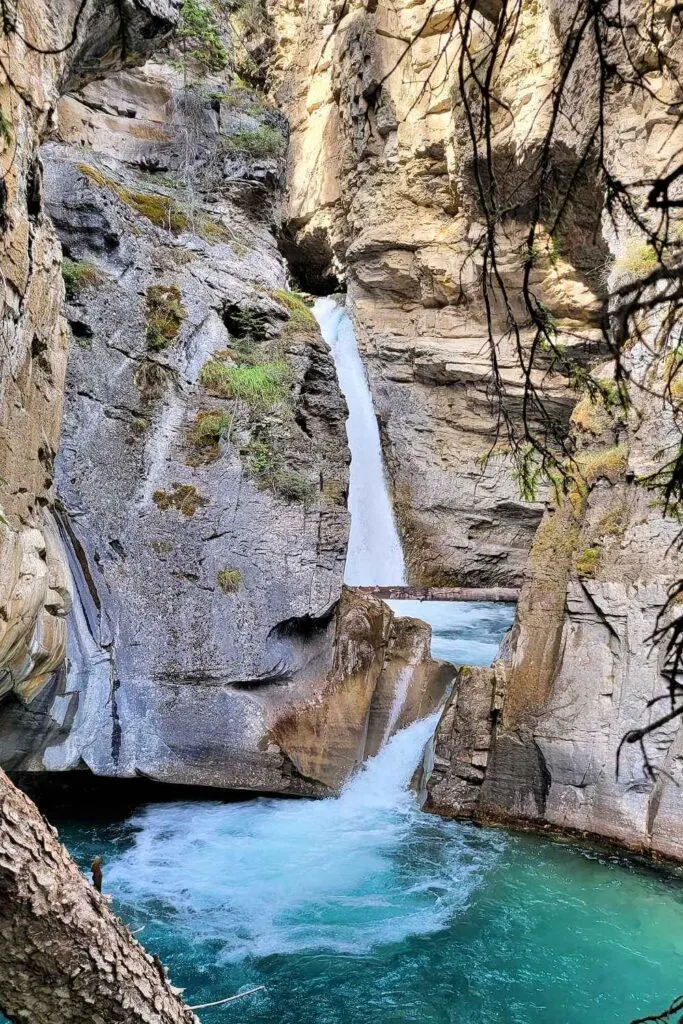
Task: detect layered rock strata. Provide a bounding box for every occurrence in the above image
[0,0,179,752]
[270,0,609,586]
[425,389,683,859]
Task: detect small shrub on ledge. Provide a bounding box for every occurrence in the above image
[575,546,601,578]
[273,470,314,503]
[153,483,208,517]
[221,125,285,159]
[187,410,232,464]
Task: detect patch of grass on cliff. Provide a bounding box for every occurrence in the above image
[613,239,659,281]
[216,567,242,593]
[153,483,208,517]
[575,445,628,486]
[146,285,187,350]
[78,164,190,233]
[62,258,105,300]
[187,410,231,464]
[199,359,291,408]
[570,394,612,437]
[532,510,580,564]
[244,437,274,476]
[240,437,313,502]
[78,162,230,243]
[135,360,174,402]
[273,470,314,502]
[575,545,601,577]
[597,503,627,538]
[222,126,285,159]
[272,289,317,334]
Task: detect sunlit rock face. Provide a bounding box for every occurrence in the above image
[426,350,683,860]
[273,0,683,854]
[0,0,179,735]
[269,0,610,587]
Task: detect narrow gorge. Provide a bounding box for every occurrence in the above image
[1,1,683,1022]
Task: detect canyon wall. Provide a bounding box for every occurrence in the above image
[270,0,607,587]
[0,5,452,796]
[0,0,178,758]
[425,365,683,859]
[272,0,683,853]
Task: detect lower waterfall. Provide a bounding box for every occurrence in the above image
[52,693,683,1024]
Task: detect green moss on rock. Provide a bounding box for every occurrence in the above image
[217,567,242,593]
[62,258,105,300]
[146,284,187,350]
[153,483,208,516]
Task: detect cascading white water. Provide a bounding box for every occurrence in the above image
[102,714,499,962]
[313,297,406,586]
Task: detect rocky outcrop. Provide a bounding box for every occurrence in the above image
[0,0,179,758]
[0,41,452,795]
[273,589,454,792]
[424,352,683,856]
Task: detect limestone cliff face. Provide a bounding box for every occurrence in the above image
[408,0,683,858]
[0,22,453,795]
[269,0,605,586]
[273,0,683,851]
[425,289,683,857]
[425,366,683,858]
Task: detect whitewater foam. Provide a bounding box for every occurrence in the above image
[104,717,504,962]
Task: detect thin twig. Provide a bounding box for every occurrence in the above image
[187,986,266,1010]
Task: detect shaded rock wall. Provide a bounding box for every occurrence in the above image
[0,0,179,747]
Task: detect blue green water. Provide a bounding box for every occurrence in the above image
[51,725,683,1024]
[6,604,683,1023]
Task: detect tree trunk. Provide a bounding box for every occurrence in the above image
[0,769,198,1024]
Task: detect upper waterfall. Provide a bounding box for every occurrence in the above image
[313,297,406,586]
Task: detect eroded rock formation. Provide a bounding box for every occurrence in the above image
[269,0,608,586]
[0,20,452,796]
[272,0,683,854]
[0,0,179,743]
[425,358,683,859]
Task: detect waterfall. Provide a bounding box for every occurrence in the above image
[313,297,406,586]
[101,713,479,962]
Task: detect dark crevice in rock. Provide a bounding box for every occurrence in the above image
[26,156,43,220]
[279,224,341,295]
[68,319,94,339]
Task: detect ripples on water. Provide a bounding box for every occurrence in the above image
[56,720,683,1024]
